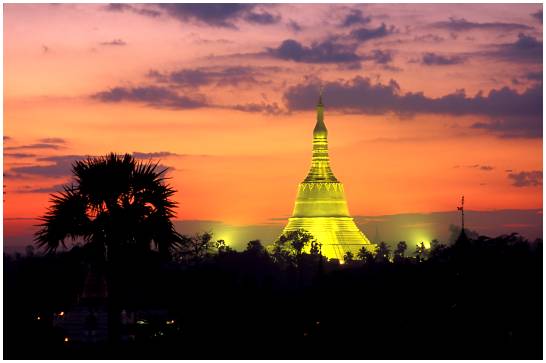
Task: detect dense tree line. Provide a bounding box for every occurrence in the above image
[4,154,542,359]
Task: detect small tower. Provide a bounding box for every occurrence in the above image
[456,195,469,244]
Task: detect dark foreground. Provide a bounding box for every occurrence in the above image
[4,234,542,359]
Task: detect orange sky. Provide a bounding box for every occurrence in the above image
[3,4,543,248]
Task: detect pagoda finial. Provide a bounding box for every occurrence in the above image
[318,85,324,106]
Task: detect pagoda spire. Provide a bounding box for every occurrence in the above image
[305,88,337,183]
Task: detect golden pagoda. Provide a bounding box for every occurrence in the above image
[281,91,375,261]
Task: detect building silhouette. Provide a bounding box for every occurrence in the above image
[281,92,375,261]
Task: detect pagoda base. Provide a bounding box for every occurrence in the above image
[282,216,376,261]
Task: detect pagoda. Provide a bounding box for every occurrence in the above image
[281,91,375,261]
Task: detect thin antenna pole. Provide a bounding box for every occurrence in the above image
[457,195,465,232]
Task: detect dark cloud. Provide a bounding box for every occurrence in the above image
[9,155,86,179]
[92,86,208,109]
[507,170,542,187]
[525,71,542,81]
[432,17,533,32]
[17,184,67,194]
[148,66,273,88]
[100,39,127,46]
[5,143,63,151]
[38,137,65,144]
[421,52,465,65]
[232,102,285,115]
[414,34,445,43]
[4,153,37,159]
[104,4,161,18]
[287,19,302,32]
[531,9,542,22]
[349,23,395,42]
[156,4,255,28]
[106,3,280,28]
[471,117,542,138]
[483,33,542,63]
[132,151,179,159]
[9,154,175,180]
[284,77,542,137]
[4,136,11,141]
[340,9,371,27]
[267,39,360,63]
[455,164,494,171]
[244,11,281,25]
[363,49,393,64]
[454,164,495,171]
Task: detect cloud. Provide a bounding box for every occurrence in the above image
[148,66,274,88]
[4,153,37,159]
[232,102,285,115]
[9,155,86,179]
[525,71,542,81]
[157,4,255,28]
[421,52,465,65]
[100,39,127,46]
[92,86,208,109]
[484,33,542,63]
[285,76,541,117]
[17,184,67,194]
[244,11,281,25]
[363,49,393,64]
[471,117,542,138]
[507,170,542,187]
[349,23,396,42]
[8,154,176,180]
[413,34,445,43]
[284,77,542,137]
[4,143,63,151]
[132,151,179,159]
[105,3,281,28]
[531,9,542,22]
[340,8,371,27]
[104,3,161,18]
[287,19,302,32]
[3,136,11,141]
[267,38,360,63]
[431,17,533,32]
[454,164,494,171]
[38,137,66,144]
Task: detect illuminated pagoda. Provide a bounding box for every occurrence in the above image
[281,91,375,261]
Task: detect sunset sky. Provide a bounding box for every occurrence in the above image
[4,3,543,250]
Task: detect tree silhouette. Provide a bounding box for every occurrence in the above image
[246,240,265,254]
[273,229,315,267]
[35,153,182,260]
[376,242,391,263]
[357,246,375,264]
[343,251,354,263]
[414,241,428,262]
[393,241,407,262]
[34,153,183,343]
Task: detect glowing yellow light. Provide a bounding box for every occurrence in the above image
[280,94,375,262]
[166,319,175,325]
[58,311,65,317]
[36,316,41,321]
[64,337,69,343]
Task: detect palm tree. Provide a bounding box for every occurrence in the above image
[393,241,408,262]
[35,153,183,260]
[357,246,375,264]
[376,242,391,263]
[34,153,183,342]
